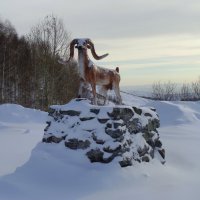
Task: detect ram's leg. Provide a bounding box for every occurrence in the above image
[78,79,88,98]
[99,86,108,105]
[91,83,97,105]
[78,80,84,98]
[113,83,122,104]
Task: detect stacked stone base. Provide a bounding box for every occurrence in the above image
[43,99,165,167]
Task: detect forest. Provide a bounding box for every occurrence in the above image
[0,15,79,110]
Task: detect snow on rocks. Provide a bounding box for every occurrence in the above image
[43,98,165,167]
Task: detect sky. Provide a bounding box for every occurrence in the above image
[1,0,200,88]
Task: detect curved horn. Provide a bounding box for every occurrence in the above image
[67,39,77,61]
[87,39,109,60]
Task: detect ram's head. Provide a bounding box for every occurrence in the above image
[68,38,109,61]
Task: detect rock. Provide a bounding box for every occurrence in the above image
[106,123,112,128]
[48,107,55,115]
[44,121,51,131]
[65,139,90,150]
[155,139,162,148]
[107,107,134,122]
[132,106,142,115]
[86,149,104,162]
[107,108,121,120]
[43,135,64,143]
[137,145,149,157]
[105,127,125,138]
[113,122,123,129]
[158,149,165,159]
[127,118,141,134]
[97,118,109,123]
[146,139,155,147]
[150,107,156,112]
[103,145,122,153]
[90,108,100,115]
[114,135,124,143]
[143,131,155,141]
[60,110,81,116]
[75,98,88,102]
[143,119,160,133]
[144,113,152,117]
[120,108,134,122]
[119,158,132,167]
[80,117,95,121]
[142,155,150,162]
[92,133,105,145]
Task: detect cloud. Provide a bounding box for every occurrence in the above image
[1,0,200,39]
[61,0,200,39]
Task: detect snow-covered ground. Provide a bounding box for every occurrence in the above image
[0,95,200,200]
[0,104,47,176]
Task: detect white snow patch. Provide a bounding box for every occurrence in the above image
[0,95,200,200]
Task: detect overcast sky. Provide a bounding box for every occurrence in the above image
[1,0,200,87]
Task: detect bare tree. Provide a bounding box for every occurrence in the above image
[180,83,191,101]
[0,19,18,103]
[164,81,177,101]
[28,14,70,58]
[152,81,176,100]
[192,77,200,100]
[27,14,79,109]
[152,81,165,100]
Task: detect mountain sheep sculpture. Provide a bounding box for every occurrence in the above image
[66,38,122,105]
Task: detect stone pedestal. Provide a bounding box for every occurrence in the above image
[43,98,165,167]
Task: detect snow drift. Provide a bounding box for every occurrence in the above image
[0,95,200,200]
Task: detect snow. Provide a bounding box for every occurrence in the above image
[0,104,47,176]
[0,95,200,200]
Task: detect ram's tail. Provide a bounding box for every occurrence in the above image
[116,67,119,73]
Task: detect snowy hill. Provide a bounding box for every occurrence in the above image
[0,95,200,200]
[0,104,47,176]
